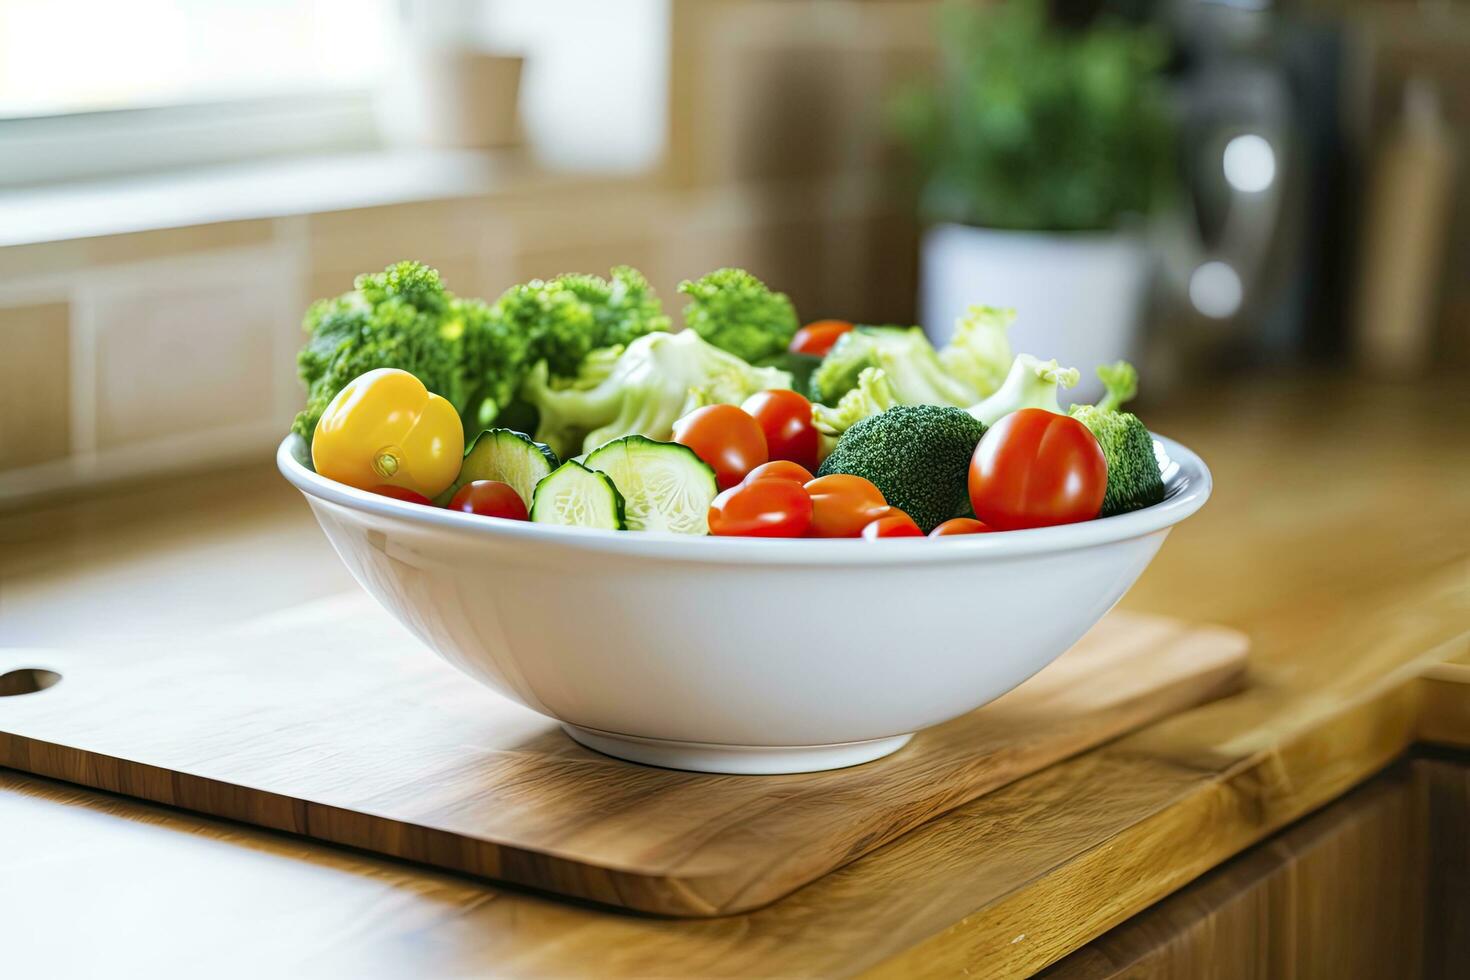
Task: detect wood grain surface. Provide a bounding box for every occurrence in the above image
[1,374,1466,977]
[0,600,1246,916]
[1042,755,1470,980]
[1421,757,1470,979]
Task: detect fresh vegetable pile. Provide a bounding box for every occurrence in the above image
[298,261,1168,539]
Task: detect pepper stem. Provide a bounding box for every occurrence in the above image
[372,447,402,479]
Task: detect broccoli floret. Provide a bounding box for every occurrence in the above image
[817,405,987,532]
[292,261,465,441]
[809,325,980,408]
[1069,361,1163,516]
[294,262,675,441]
[454,295,530,430]
[557,266,671,348]
[939,305,1014,400]
[355,260,450,313]
[679,268,799,364]
[812,366,900,436]
[489,279,598,380]
[555,264,673,348]
[603,266,672,345]
[521,331,793,458]
[463,266,669,429]
[967,354,1080,426]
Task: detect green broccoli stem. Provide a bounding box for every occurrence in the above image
[967,354,1081,426]
[812,366,900,436]
[1094,360,1139,413]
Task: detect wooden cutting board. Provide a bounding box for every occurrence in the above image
[0,595,1247,917]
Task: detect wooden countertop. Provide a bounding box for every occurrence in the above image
[2,372,1468,978]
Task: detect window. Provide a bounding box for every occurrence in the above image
[0,0,395,185]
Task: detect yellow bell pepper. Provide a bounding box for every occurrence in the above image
[312,368,464,498]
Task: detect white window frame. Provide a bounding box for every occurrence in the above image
[0,90,381,188]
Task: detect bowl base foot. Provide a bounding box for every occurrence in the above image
[561,725,913,775]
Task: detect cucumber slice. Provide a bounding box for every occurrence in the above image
[530,461,626,530]
[584,435,718,535]
[437,428,558,507]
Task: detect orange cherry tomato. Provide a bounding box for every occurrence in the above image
[672,404,769,490]
[803,474,889,538]
[743,460,815,486]
[449,480,529,521]
[862,510,923,540]
[929,517,992,537]
[708,478,813,538]
[968,408,1107,530]
[790,319,854,357]
[372,485,433,505]
[741,389,820,471]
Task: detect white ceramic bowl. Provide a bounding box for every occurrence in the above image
[278,434,1211,774]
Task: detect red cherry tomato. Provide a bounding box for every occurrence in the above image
[790,319,854,357]
[804,474,890,538]
[672,404,768,490]
[929,517,992,537]
[449,480,529,521]
[968,409,1107,530]
[372,485,433,505]
[708,478,813,538]
[861,510,923,540]
[741,389,820,471]
[743,460,815,486]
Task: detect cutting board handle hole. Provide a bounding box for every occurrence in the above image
[0,668,62,697]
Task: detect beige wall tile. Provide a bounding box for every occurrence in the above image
[304,198,489,241]
[92,273,281,450]
[0,221,276,282]
[657,219,827,324]
[654,184,921,327]
[658,225,767,298]
[305,197,508,302]
[667,0,938,188]
[513,240,664,290]
[0,302,70,469]
[498,181,674,295]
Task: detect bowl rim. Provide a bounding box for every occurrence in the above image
[277,431,1211,565]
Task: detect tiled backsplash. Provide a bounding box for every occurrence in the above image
[0,171,916,504]
[0,0,938,504]
[86,250,297,450]
[0,300,70,471]
[0,221,301,501]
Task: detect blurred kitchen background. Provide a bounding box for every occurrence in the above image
[0,0,1464,504]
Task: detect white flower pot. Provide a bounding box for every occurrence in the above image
[920,223,1152,403]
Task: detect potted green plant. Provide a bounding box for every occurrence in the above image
[893,0,1175,399]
